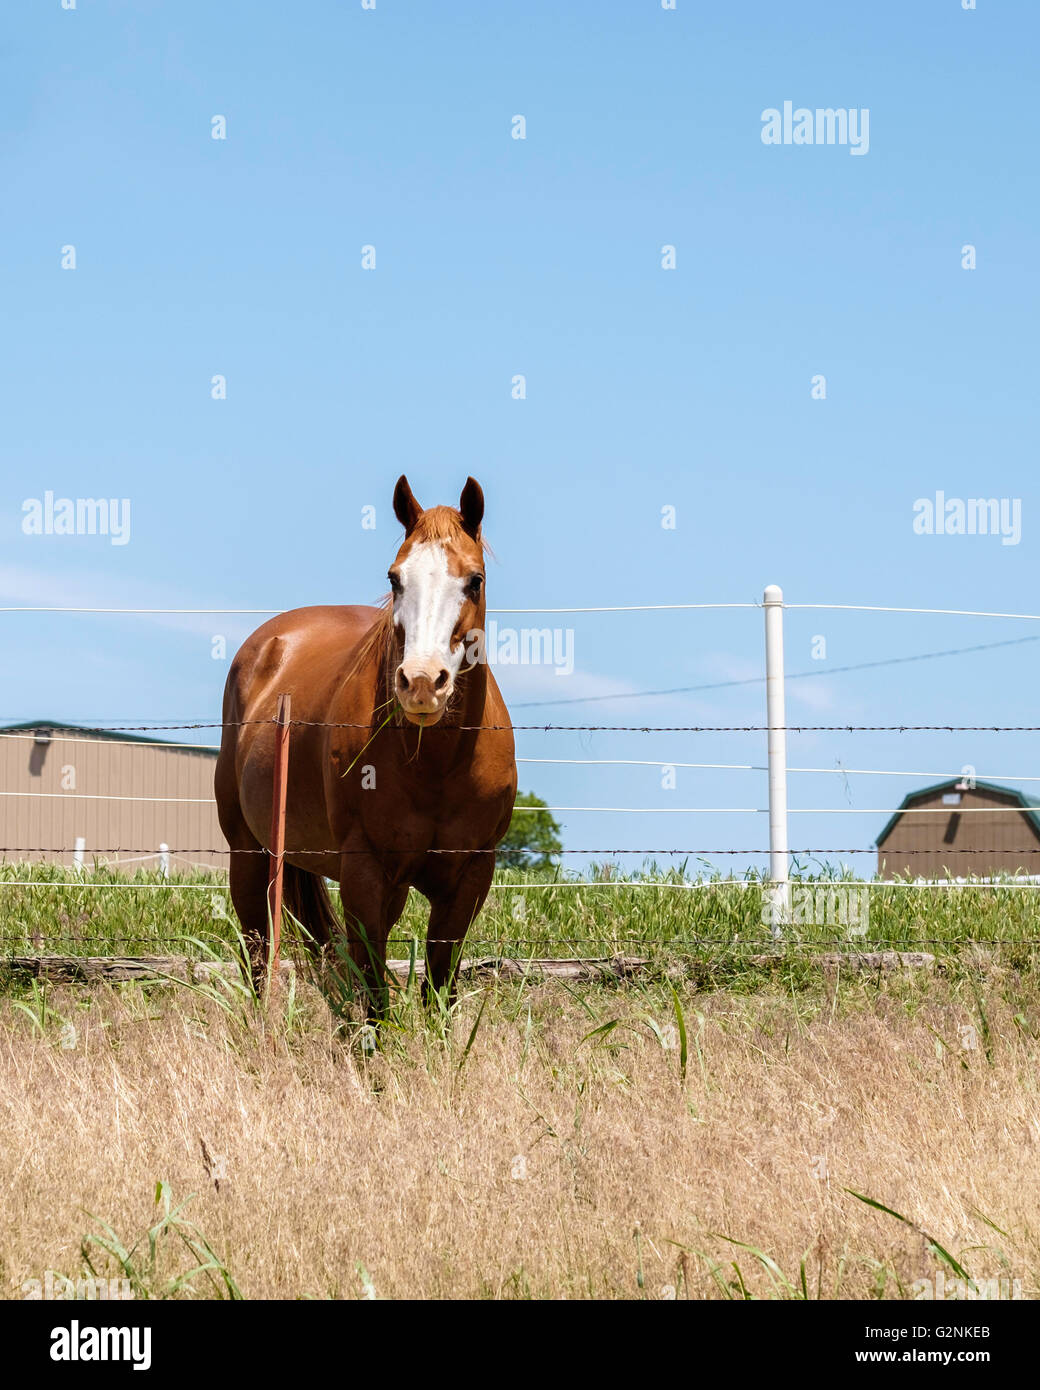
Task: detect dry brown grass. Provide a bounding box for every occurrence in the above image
[1,972,1038,1300]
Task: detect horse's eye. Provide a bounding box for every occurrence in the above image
[388,572,402,595]
[468,573,484,595]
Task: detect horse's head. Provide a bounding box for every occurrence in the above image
[388,475,486,726]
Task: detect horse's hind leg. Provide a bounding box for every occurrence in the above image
[216,785,272,989]
[228,839,273,990]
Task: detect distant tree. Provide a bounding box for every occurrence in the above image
[497,791,563,870]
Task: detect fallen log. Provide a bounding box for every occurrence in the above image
[2,955,194,983]
[0,953,650,985]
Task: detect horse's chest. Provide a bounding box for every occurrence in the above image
[356,778,501,850]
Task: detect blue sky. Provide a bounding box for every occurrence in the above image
[2,0,1039,873]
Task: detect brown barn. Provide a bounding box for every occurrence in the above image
[876,778,1040,879]
[0,721,226,873]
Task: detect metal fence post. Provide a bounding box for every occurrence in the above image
[763,585,790,937]
[266,693,292,993]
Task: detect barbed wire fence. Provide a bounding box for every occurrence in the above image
[3,590,1040,964]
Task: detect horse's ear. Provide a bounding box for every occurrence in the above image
[459,477,484,540]
[393,475,423,535]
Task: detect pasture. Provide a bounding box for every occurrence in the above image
[1,865,1038,1301]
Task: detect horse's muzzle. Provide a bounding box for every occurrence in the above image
[395,664,452,723]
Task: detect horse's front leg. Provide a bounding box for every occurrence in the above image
[423,854,495,1007]
[337,847,395,1021]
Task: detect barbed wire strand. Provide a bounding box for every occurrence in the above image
[2,935,1038,949]
[7,719,1040,734]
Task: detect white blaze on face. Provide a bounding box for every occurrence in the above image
[393,542,467,681]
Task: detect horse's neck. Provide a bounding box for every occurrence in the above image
[453,655,489,729]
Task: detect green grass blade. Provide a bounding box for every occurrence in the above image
[670,985,688,1083]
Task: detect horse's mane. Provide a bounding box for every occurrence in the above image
[343,600,395,703]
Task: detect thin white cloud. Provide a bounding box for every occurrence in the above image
[0,562,271,641]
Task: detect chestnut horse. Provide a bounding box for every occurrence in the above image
[214,476,517,1013]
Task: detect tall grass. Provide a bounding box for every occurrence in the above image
[1,966,1038,1299]
[2,859,1040,1299]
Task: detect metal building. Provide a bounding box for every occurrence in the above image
[0,721,226,872]
[876,778,1040,879]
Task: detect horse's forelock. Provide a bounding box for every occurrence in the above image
[405,506,490,559]
[411,506,468,543]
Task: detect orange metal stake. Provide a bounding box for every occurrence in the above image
[266,693,291,993]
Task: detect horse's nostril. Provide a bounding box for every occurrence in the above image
[397,670,410,691]
[434,669,449,690]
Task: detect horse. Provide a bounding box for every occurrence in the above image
[214,476,517,1015]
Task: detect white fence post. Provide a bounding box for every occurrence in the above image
[763,585,790,937]
[72,836,86,872]
[158,843,170,880]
